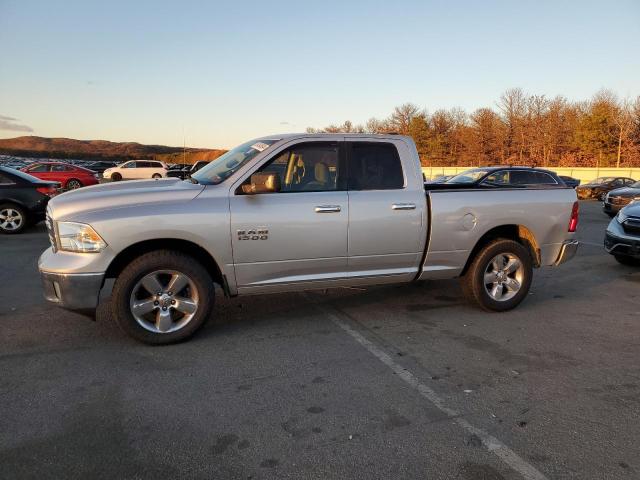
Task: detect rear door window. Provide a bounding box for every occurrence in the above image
[509,171,557,185]
[28,164,50,172]
[348,142,404,190]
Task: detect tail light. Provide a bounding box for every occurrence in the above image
[36,186,58,197]
[568,201,579,232]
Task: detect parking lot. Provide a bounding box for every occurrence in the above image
[1,200,638,479]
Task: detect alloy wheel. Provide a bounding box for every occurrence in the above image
[483,253,524,301]
[0,208,24,231]
[129,270,199,333]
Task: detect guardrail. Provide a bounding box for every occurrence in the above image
[422,167,640,183]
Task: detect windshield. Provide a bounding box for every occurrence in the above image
[588,177,615,185]
[446,168,493,184]
[192,139,277,185]
[632,181,640,188]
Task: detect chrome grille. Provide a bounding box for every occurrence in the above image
[623,217,640,235]
[45,207,57,252]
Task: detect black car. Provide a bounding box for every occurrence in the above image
[602,181,640,216]
[605,201,640,266]
[559,175,581,189]
[575,177,636,201]
[441,166,567,188]
[83,160,119,174]
[166,160,210,180]
[0,166,59,234]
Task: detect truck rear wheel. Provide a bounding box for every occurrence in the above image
[460,239,533,312]
[111,250,215,344]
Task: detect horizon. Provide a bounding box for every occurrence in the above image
[1,0,639,149]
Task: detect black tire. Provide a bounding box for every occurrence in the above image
[66,178,83,189]
[460,238,533,312]
[0,203,28,234]
[614,255,640,266]
[111,250,215,344]
[111,172,122,181]
[152,173,162,179]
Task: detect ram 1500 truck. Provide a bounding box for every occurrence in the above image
[39,134,579,344]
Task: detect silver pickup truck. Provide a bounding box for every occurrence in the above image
[39,134,579,344]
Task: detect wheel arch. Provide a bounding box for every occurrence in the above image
[0,198,29,209]
[104,238,228,293]
[460,224,541,276]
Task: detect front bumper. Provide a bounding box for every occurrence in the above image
[603,200,631,214]
[605,231,640,258]
[554,240,579,265]
[40,270,105,312]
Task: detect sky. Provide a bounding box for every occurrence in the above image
[1,0,639,149]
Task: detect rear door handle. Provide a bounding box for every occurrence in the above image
[392,203,416,210]
[315,205,341,213]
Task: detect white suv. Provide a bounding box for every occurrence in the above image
[103,160,168,181]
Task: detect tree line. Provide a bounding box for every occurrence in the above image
[307,89,640,168]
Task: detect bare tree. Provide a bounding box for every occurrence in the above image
[612,98,635,167]
[306,90,640,167]
[389,103,422,135]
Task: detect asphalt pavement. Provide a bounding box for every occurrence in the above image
[1,200,639,479]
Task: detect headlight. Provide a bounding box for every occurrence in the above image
[56,221,107,253]
[617,210,628,224]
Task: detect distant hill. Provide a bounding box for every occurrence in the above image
[0,136,226,164]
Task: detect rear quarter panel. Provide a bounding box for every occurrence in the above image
[419,188,577,279]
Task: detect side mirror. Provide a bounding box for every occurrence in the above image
[241,172,281,194]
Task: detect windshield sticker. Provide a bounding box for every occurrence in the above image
[250,142,270,152]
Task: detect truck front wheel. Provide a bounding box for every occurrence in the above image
[111,250,215,344]
[460,239,533,312]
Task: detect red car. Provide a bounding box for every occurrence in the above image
[21,162,99,190]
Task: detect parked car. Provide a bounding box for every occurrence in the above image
[0,166,59,234]
[166,161,211,180]
[21,161,99,190]
[40,133,578,344]
[575,177,636,200]
[444,166,566,188]
[559,175,581,189]
[83,161,119,174]
[605,202,640,265]
[602,181,640,216]
[103,160,168,181]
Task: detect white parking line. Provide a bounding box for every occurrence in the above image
[312,300,549,480]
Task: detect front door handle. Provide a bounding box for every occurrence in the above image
[315,205,341,213]
[392,203,416,210]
